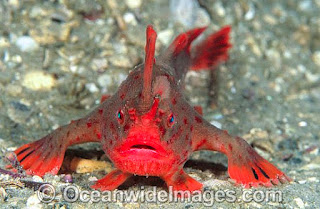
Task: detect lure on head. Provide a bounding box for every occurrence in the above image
[141,25,157,111]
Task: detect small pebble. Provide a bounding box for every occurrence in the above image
[158,29,174,45]
[203,179,230,189]
[109,55,131,68]
[22,71,57,91]
[6,84,22,96]
[170,0,199,28]
[244,3,255,20]
[97,74,112,88]
[125,0,142,9]
[293,198,305,209]
[15,36,39,52]
[85,83,99,93]
[298,0,312,11]
[312,51,320,66]
[91,58,108,71]
[298,121,307,127]
[88,176,98,181]
[70,157,112,173]
[0,187,7,202]
[123,12,137,25]
[301,156,320,170]
[308,177,319,182]
[32,175,43,182]
[63,174,73,183]
[26,194,42,209]
[304,145,318,154]
[116,73,127,85]
[213,113,223,120]
[210,120,222,129]
[263,14,278,25]
[213,2,225,17]
[298,180,307,184]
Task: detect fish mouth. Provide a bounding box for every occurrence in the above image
[118,139,167,158]
[130,144,156,150]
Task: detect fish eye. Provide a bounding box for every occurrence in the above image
[117,110,124,123]
[168,113,174,126]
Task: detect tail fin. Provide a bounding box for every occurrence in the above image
[191,26,232,70]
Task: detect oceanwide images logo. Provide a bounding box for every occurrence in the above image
[37,183,283,206]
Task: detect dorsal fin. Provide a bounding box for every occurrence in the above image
[163,26,207,59]
[142,25,157,108]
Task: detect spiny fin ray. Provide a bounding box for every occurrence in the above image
[142,25,157,107]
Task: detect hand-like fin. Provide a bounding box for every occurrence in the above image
[191,113,291,188]
[10,108,103,176]
[91,169,132,191]
[162,169,203,197]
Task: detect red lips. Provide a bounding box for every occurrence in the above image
[118,138,168,158]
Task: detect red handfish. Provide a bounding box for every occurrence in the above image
[12,25,290,192]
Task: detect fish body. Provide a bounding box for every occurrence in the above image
[12,25,290,192]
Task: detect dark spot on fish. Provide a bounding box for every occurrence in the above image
[170,127,183,142]
[252,168,259,180]
[17,147,30,156]
[177,173,186,184]
[96,132,102,139]
[123,124,130,132]
[228,144,233,151]
[257,166,270,179]
[20,150,34,163]
[172,98,177,105]
[183,118,188,125]
[159,125,166,136]
[195,116,202,123]
[213,133,219,141]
